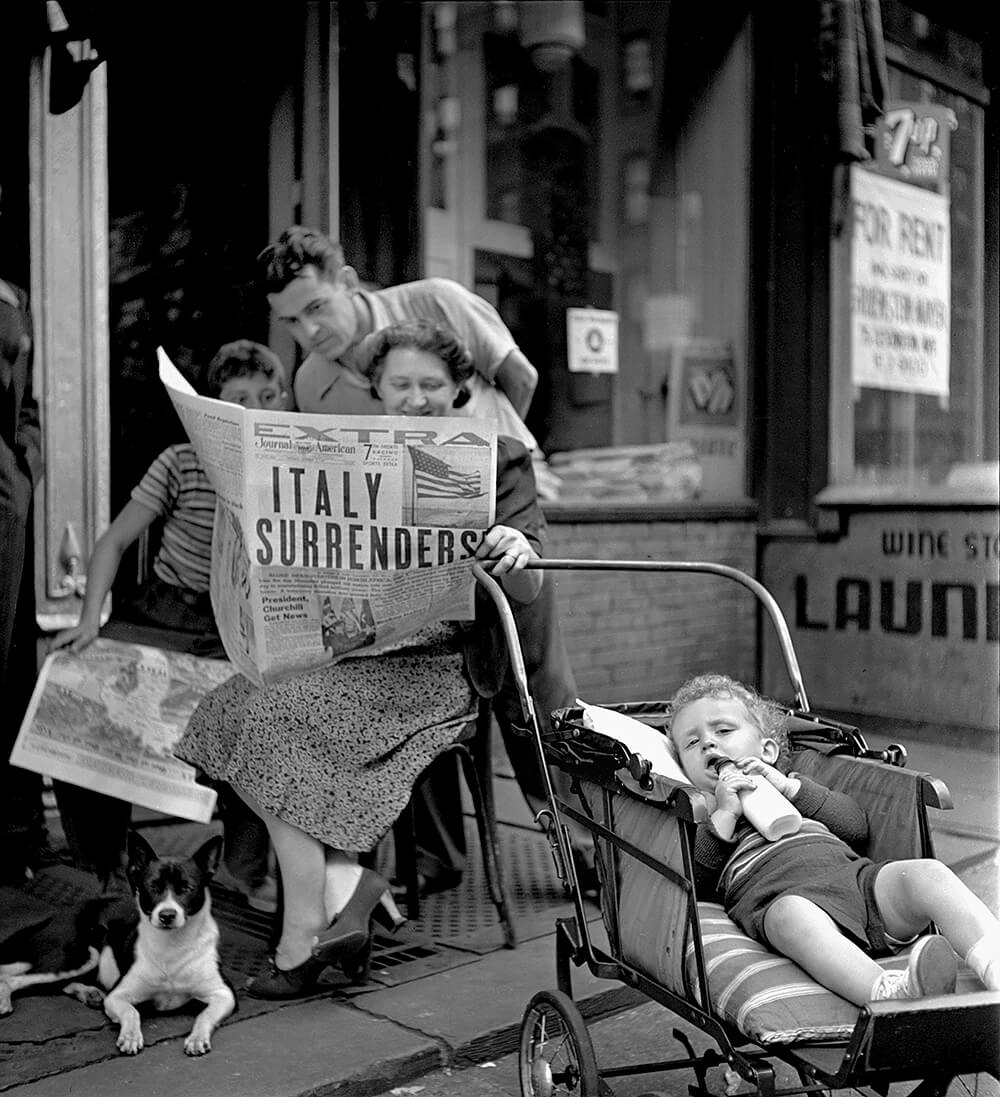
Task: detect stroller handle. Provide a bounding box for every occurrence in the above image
[472,558,809,712]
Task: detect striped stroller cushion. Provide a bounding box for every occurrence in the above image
[689,905,861,1043]
[689,903,982,1045]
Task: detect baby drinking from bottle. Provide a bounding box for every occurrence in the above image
[666,673,1000,1005]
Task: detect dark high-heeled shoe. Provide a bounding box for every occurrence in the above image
[311,868,394,964]
[340,935,374,985]
[246,954,327,1000]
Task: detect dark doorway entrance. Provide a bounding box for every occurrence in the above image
[103,14,292,602]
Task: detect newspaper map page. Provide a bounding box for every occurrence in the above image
[157,347,499,687]
[11,639,236,823]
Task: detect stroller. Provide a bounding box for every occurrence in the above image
[473,558,1000,1097]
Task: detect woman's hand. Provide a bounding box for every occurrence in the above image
[475,524,538,576]
[735,757,800,799]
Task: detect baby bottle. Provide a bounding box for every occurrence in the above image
[711,758,802,840]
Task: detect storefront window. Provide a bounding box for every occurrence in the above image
[632,26,751,499]
[831,17,995,494]
[420,2,752,488]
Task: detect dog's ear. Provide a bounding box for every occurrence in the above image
[125,830,157,884]
[191,834,224,879]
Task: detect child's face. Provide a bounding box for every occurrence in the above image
[670,695,778,792]
[218,373,288,410]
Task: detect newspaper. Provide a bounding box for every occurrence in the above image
[10,639,236,823]
[157,348,498,686]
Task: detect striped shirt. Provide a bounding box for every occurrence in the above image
[719,818,856,899]
[131,443,216,592]
[694,775,870,907]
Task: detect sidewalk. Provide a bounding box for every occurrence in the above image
[2,723,996,1096]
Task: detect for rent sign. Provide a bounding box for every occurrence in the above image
[849,165,950,397]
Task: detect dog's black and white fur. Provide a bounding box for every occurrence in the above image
[79,831,237,1056]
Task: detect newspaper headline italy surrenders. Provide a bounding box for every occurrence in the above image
[158,348,498,686]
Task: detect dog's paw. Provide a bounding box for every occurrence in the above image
[64,982,105,1008]
[184,1014,218,1056]
[184,1031,213,1056]
[116,1025,144,1055]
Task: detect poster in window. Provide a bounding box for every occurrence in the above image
[849,166,951,397]
[666,339,744,499]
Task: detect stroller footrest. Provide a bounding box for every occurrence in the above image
[859,991,1000,1075]
[794,991,1000,1085]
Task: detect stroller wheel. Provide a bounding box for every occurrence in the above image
[519,989,601,1097]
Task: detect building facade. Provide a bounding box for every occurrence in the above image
[2,1,996,732]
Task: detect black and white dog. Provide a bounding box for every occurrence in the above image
[74,831,237,1056]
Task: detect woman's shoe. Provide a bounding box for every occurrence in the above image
[312,868,391,963]
[375,891,406,934]
[340,935,374,985]
[246,954,327,1000]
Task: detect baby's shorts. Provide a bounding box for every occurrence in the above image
[861,861,925,957]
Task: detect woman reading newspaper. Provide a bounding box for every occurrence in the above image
[177,320,546,998]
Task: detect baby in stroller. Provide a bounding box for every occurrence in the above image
[667,673,1000,1005]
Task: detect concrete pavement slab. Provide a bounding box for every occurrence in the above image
[359,922,643,1068]
[9,998,441,1097]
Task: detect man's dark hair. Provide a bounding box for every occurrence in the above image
[205,339,286,398]
[255,226,346,294]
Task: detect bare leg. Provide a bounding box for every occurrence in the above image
[873,859,998,957]
[324,851,361,918]
[763,894,885,1006]
[231,786,325,969]
[325,851,403,926]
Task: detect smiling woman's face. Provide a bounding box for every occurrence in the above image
[374,347,459,417]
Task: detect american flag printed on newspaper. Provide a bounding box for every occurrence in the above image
[409,446,484,499]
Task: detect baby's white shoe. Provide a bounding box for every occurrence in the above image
[870,934,957,1001]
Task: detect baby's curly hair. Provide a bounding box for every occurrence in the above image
[667,674,789,756]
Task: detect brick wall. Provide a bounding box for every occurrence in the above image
[543,514,758,704]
